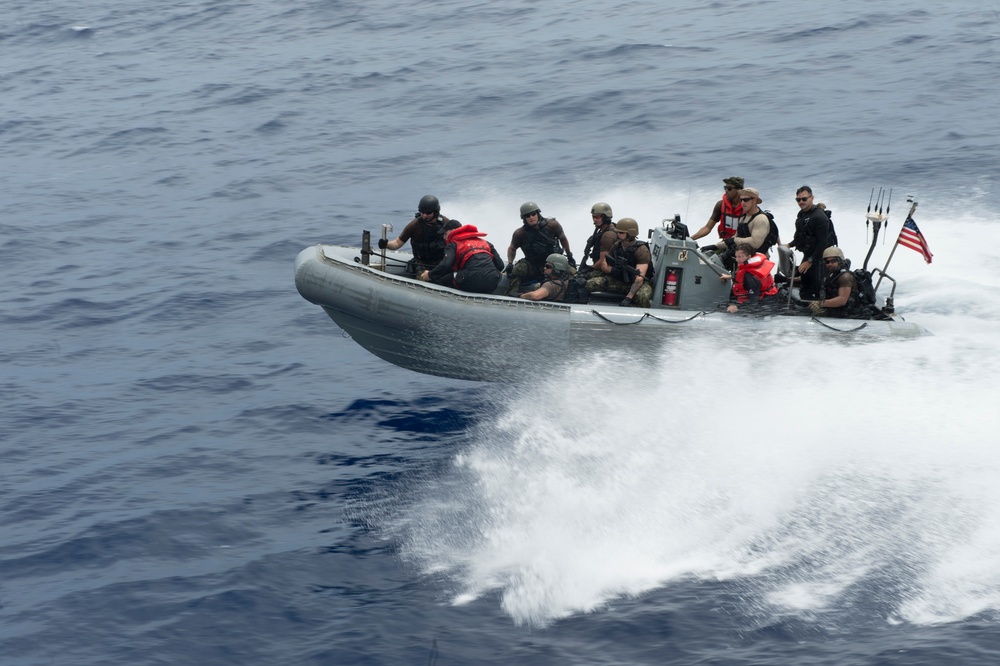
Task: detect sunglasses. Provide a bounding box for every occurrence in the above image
[522,212,538,220]
[543,263,554,269]
[739,197,754,202]
[724,185,736,191]
[824,257,840,263]
[795,196,810,202]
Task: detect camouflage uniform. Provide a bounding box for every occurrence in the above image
[508,257,576,295]
[585,274,653,307]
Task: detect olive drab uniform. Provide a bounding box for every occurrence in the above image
[584,239,655,307]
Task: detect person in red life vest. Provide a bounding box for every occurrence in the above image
[691,176,744,243]
[418,221,504,294]
[519,253,571,302]
[720,243,778,313]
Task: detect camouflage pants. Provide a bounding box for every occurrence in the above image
[585,274,653,307]
[505,259,542,296]
[506,258,576,295]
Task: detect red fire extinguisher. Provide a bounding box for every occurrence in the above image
[662,269,678,306]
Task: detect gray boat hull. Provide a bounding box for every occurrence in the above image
[294,243,930,382]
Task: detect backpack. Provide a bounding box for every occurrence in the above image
[757,210,781,257]
[823,207,839,247]
[852,268,877,308]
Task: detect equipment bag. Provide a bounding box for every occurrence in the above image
[563,274,590,304]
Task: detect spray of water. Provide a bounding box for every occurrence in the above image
[386,190,1000,627]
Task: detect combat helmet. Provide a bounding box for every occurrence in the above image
[822,246,845,261]
[418,195,440,214]
[616,217,639,239]
[590,202,613,223]
[520,201,541,219]
[545,253,569,273]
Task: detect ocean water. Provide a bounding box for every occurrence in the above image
[2,0,999,664]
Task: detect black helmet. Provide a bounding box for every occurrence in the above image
[418,195,440,214]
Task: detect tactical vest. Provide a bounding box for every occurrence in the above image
[585,224,615,263]
[410,216,447,263]
[823,268,860,313]
[522,218,561,266]
[611,240,655,285]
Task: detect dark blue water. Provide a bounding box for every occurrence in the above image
[3,1,999,664]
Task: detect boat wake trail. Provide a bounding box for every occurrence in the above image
[382,321,1000,629]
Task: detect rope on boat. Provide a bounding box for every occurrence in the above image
[811,317,869,333]
[588,310,704,325]
[644,311,706,324]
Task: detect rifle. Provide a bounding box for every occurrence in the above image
[605,253,640,278]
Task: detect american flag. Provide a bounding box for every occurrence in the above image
[897,217,933,264]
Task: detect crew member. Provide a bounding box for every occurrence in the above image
[706,187,775,255]
[789,185,834,299]
[578,202,616,278]
[519,253,571,302]
[721,243,778,313]
[691,176,744,242]
[505,201,573,295]
[807,246,858,317]
[380,195,451,273]
[419,221,504,294]
[585,217,654,307]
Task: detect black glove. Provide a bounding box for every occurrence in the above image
[504,262,514,276]
[377,238,388,250]
[567,254,577,269]
[619,297,633,307]
[700,245,717,253]
[724,237,735,249]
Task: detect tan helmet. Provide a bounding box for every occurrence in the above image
[590,202,613,222]
[822,246,845,260]
[616,217,639,239]
[545,253,569,273]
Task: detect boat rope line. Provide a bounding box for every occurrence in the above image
[644,311,706,324]
[811,317,869,333]
[588,310,704,325]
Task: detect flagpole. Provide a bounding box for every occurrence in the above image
[874,197,918,294]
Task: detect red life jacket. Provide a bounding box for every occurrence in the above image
[732,253,778,303]
[448,225,493,270]
[717,196,744,239]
